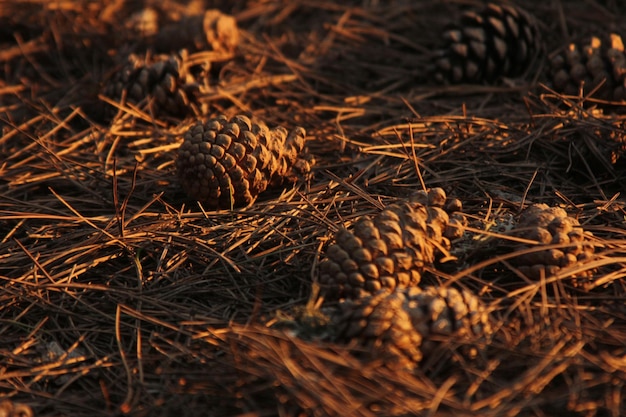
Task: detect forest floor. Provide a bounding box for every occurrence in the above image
[1,1,626,416]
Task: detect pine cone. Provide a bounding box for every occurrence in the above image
[176,114,308,209]
[548,33,626,102]
[433,3,542,84]
[0,400,33,417]
[403,285,492,357]
[332,288,424,370]
[318,188,466,300]
[331,286,491,370]
[152,9,239,54]
[102,52,202,119]
[509,204,596,281]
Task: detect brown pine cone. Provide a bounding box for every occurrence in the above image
[509,204,596,281]
[549,33,626,102]
[331,288,424,370]
[403,285,492,357]
[318,188,466,300]
[331,286,492,370]
[433,3,542,84]
[176,114,309,209]
[152,9,239,54]
[0,400,33,417]
[102,52,202,120]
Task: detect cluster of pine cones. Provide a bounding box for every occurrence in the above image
[305,197,600,370]
[432,3,626,106]
[311,188,495,370]
[97,3,608,372]
[101,3,626,210]
[167,3,626,211]
[101,3,626,105]
[97,8,313,210]
[100,9,238,121]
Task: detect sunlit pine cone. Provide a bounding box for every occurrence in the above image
[176,114,309,209]
[331,288,424,370]
[403,285,492,357]
[433,3,542,84]
[0,400,33,417]
[318,188,467,300]
[152,9,239,53]
[509,204,596,282]
[331,286,492,370]
[102,52,202,119]
[549,33,626,102]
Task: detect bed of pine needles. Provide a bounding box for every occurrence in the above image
[1,0,626,416]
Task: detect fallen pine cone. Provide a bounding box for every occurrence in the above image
[433,3,542,84]
[548,33,626,102]
[318,188,467,300]
[176,114,310,209]
[509,204,596,283]
[332,288,423,370]
[404,285,492,356]
[331,286,492,370]
[101,51,205,120]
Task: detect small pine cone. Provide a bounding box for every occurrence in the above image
[403,285,492,357]
[319,188,466,300]
[176,114,308,209]
[0,400,33,417]
[549,33,626,102]
[102,52,201,119]
[433,3,542,84]
[510,204,596,281]
[152,9,239,54]
[332,288,424,370]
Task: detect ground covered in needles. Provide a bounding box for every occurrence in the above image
[1,1,626,416]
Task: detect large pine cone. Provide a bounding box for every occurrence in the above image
[176,114,309,209]
[102,52,203,120]
[548,33,626,102]
[433,3,542,84]
[509,204,596,281]
[318,188,466,300]
[331,286,492,370]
